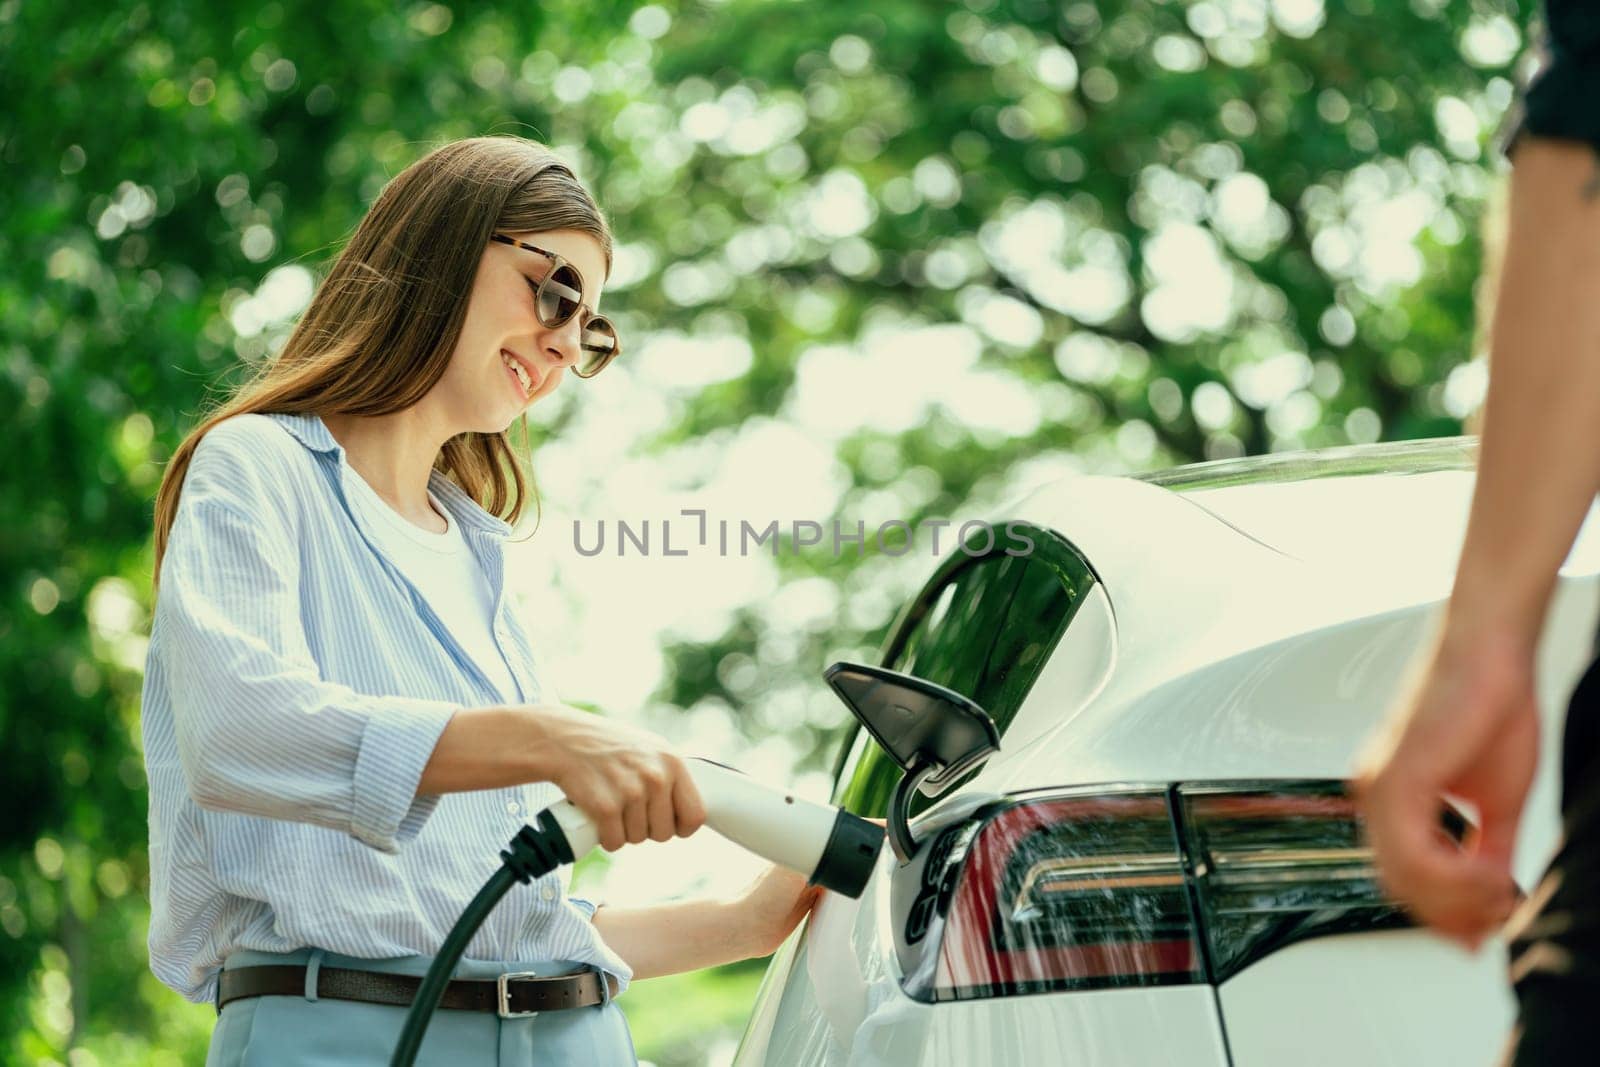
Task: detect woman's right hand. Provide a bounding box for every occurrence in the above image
[528,703,707,852]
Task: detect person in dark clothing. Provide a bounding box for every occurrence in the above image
[1355,3,1600,1063]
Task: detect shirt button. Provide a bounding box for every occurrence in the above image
[540,884,556,902]
[505,799,521,816]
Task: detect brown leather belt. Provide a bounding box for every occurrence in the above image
[217,964,619,1018]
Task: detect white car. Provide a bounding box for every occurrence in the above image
[735,437,1600,1067]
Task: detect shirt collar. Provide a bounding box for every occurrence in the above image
[267,411,341,455]
[264,411,513,538]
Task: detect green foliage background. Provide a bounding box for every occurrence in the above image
[1,0,1533,1062]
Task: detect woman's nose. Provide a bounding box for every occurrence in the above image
[542,317,582,367]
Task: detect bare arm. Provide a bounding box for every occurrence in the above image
[592,864,821,981]
[1356,137,1600,946]
[591,899,751,981]
[1447,138,1600,648]
[415,705,554,794]
[416,703,708,853]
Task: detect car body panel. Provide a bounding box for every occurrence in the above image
[738,439,1600,1065]
[739,853,1231,1067]
[1217,930,1516,1066]
[954,464,1599,891]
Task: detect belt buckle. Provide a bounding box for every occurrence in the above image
[496,971,542,1019]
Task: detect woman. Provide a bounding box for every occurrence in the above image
[141,135,819,1065]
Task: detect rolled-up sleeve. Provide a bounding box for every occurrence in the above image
[156,431,460,853]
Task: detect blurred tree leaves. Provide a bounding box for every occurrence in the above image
[1,0,1532,1061]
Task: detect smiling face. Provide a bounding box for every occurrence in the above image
[430,228,608,435]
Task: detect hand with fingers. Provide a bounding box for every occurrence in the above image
[1353,627,1538,950]
[533,704,707,852]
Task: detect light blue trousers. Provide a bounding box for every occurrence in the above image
[205,947,638,1066]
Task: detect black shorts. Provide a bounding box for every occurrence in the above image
[1500,646,1600,1065]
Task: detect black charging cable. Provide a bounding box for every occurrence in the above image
[389,811,574,1067]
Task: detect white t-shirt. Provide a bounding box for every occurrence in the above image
[341,468,520,702]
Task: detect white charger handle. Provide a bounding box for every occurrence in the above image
[543,757,884,898]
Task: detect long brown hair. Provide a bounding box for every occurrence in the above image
[150,135,613,594]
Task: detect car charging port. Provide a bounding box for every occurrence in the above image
[824,661,1001,862]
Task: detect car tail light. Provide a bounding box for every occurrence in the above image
[903,781,1411,1003]
[922,787,1201,1001]
[1176,783,1407,983]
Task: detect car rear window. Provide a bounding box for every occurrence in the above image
[833,526,1098,817]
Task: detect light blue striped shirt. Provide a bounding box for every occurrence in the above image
[141,412,630,1004]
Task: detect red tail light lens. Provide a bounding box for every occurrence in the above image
[925,788,1202,1001]
[1176,783,1407,983]
[902,781,1415,1003]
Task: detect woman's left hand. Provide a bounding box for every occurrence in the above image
[732,862,825,959]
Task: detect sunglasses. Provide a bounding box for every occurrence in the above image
[489,232,620,378]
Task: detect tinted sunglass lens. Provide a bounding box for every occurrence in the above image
[577,319,618,376]
[538,264,584,325]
